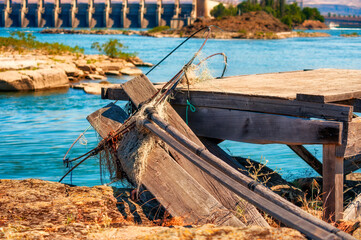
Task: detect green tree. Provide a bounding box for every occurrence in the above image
[302,7,325,22]
[210,3,228,19]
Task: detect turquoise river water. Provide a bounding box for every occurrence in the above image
[1,28,361,186]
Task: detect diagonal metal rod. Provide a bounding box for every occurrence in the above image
[144,107,354,240]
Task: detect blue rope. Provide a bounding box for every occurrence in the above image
[186,99,196,125]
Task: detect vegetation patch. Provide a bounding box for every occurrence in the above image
[148,26,170,33]
[0,31,84,55]
[210,0,324,27]
[340,32,360,37]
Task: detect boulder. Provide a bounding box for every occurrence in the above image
[85,74,107,80]
[0,68,69,91]
[120,68,143,75]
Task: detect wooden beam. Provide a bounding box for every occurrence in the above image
[297,91,361,103]
[323,144,344,222]
[173,105,343,145]
[288,145,323,176]
[121,74,268,227]
[344,154,361,175]
[102,88,353,122]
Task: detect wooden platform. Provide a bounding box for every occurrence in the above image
[102,68,361,222]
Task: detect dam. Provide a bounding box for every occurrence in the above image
[0,0,205,28]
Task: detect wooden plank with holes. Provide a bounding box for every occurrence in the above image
[87,102,242,226]
[121,74,269,227]
[173,105,343,145]
[323,144,344,222]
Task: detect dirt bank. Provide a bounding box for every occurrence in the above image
[295,20,329,30]
[0,179,307,239]
[41,12,331,40]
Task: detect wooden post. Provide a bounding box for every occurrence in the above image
[323,144,344,222]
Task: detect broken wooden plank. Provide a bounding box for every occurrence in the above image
[173,105,343,145]
[142,118,352,240]
[323,144,344,222]
[288,145,323,176]
[121,74,268,227]
[86,103,129,138]
[297,92,361,103]
[87,103,242,226]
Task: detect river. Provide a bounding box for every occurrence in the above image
[0,27,361,186]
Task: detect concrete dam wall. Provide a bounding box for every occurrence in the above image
[0,0,199,28]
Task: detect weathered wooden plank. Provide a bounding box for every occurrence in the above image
[103,88,353,121]
[134,140,240,225]
[87,103,242,226]
[86,103,128,138]
[182,69,361,101]
[122,75,267,227]
[288,145,323,176]
[199,137,270,227]
[173,105,343,145]
[296,92,361,103]
[323,144,344,222]
[101,87,128,101]
[344,193,361,221]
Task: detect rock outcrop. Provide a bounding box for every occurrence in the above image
[0,68,68,91]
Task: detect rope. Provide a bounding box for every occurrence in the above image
[185,99,196,125]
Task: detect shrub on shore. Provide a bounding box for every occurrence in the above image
[91,39,136,59]
[0,31,84,55]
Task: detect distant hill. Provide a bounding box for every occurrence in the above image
[304,4,361,16]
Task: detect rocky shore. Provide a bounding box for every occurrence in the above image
[41,12,331,40]
[0,52,151,93]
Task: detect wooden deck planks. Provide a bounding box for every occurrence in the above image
[183,69,361,101]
